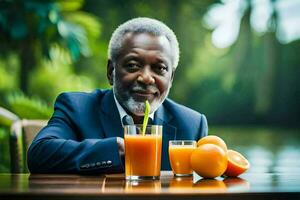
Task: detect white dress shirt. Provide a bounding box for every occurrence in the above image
[113,93,154,126]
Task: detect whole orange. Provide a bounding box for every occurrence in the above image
[197,135,227,152]
[190,144,228,178]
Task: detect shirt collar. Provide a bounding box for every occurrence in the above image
[113,92,154,126]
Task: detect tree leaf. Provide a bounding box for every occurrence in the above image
[64,11,101,38]
[10,17,27,39]
[57,0,84,11]
[7,93,52,119]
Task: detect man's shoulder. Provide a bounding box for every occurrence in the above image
[57,89,109,101]
[53,89,113,118]
[163,98,208,137]
[163,98,203,120]
[54,89,111,109]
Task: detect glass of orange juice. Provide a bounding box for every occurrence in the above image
[124,125,162,180]
[169,140,197,176]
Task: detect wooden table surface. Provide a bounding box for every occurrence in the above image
[0,171,299,200]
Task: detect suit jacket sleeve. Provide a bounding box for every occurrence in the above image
[27,93,124,174]
[199,114,208,139]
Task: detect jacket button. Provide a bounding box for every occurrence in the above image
[80,163,89,169]
[107,160,112,165]
[90,163,95,168]
[102,161,106,165]
[96,162,101,166]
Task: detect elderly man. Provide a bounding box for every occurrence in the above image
[27,17,208,174]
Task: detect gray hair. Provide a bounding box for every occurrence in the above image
[108,17,180,69]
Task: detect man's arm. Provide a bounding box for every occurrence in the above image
[199,114,208,138]
[27,93,124,174]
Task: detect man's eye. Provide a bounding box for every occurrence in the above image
[126,63,140,70]
[156,65,168,74]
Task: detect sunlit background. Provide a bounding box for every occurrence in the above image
[0,0,299,174]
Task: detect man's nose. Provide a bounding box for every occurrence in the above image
[137,67,155,85]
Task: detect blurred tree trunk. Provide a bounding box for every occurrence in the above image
[19,42,35,94]
[255,4,280,116]
[235,8,252,76]
[255,32,280,115]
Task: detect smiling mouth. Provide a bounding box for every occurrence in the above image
[131,90,158,100]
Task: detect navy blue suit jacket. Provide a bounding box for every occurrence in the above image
[27,89,208,174]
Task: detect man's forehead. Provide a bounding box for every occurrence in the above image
[120,32,172,59]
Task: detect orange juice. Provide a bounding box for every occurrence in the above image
[125,134,162,178]
[169,141,196,176]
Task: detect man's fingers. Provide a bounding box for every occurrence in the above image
[117,137,125,156]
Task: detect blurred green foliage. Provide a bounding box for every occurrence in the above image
[0,0,100,93]
[0,127,10,172]
[6,93,52,119]
[0,0,101,173]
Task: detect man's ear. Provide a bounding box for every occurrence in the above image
[171,69,175,81]
[170,69,175,86]
[107,59,114,85]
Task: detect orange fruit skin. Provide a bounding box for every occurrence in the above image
[190,144,228,179]
[197,135,227,152]
[224,150,250,177]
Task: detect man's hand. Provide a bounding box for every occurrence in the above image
[116,137,125,157]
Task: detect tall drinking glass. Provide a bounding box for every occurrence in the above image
[124,125,162,180]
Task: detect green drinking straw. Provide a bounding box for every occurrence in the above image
[142,100,150,136]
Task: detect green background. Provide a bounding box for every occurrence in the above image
[0,0,299,173]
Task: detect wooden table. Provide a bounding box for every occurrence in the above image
[0,171,299,200]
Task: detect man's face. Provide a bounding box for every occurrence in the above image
[109,32,174,116]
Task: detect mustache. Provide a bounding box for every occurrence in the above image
[131,84,158,93]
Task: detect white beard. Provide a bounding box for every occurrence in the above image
[112,71,171,116]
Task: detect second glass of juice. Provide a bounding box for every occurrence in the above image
[124,125,162,180]
[169,140,197,176]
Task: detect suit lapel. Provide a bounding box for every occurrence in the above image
[154,103,177,169]
[99,90,124,138]
[154,102,177,138]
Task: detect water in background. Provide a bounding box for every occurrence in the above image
[210,126,300,174]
